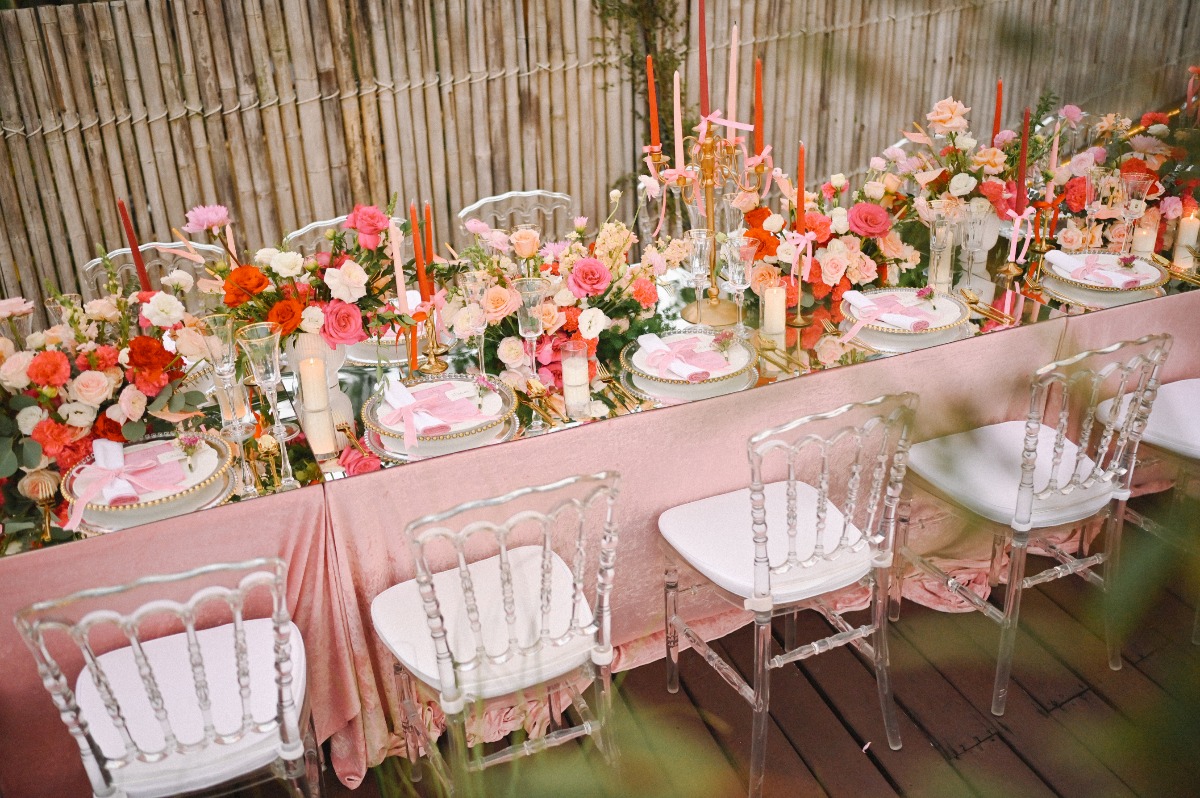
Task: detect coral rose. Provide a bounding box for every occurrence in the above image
[223,266,270,307]
[320,300,368,347]
[566,258,613,298]
[749,263,781,297]
[27,351,71,388]
[344,204,389,250]
[846,203,892,238]
[267,299,306,336]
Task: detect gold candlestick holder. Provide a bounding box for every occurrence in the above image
[426,302,450,355]
[418,314,448,374]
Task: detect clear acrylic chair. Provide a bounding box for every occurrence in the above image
[899,333,1173,715]
[13,557,320,798]
[80,242,225,312]
[281,215,406,256]
[660,394,917,798]
[370,471,620,794]
[457,189,574,233]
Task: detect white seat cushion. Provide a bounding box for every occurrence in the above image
[658,480,873,605]
[74,618,307,798]
[908,420,1114,529]
[1098,378,1200,461]
[371,546,595,701]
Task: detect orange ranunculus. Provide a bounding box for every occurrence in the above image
[744,227,779,260]
[744,206,771,230]
[266,299,305,336]
[223,266,270,307]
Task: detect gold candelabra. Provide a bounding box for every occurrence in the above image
[649,131,767,327]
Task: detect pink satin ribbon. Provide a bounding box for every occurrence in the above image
[843,296,936,340]
[65,443,186,531]
[414,287,448,338]
[643,337,729,382]
[380,382,495,449]
[694,109,753,141]
[1006,207,1036,264]
[1069,255,1147,288]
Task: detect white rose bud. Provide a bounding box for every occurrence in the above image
[830,173,847,189]
[956,136,977,151]
[863,181,886,200]
[948,173,978,197]
[763,214,786,233]
[609,189,622,204]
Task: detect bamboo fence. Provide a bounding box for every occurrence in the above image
[0,0,1197,324]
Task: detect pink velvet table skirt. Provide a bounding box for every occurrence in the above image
[2,291,1198,795]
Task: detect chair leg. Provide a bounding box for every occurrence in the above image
[988,528,1007,588]
[596,662,620,768]
[665,565,680,694]
[888,493,912,622]
[783,612,797,652]
[991,529,1029,716]
[1102,502,1127,671]
[398,668,423,783]
[748,612,772,798]
[446,707,473,798]
[872,569,902,750]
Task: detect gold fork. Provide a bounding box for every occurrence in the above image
[821,318,882,355]
[959,288,1017,326]
[595,362,639,411]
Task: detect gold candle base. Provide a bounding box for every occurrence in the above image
[681,296,739,327]
[418,316,448,374]
[786,308,813,328]
[1023,242,1049,292]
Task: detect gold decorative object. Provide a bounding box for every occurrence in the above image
[417,314,448,374]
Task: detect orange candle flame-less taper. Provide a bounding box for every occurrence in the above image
[117,200,151,292]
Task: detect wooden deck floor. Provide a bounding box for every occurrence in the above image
[270,530,1200,798]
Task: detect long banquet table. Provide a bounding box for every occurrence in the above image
[1,289,1198,796]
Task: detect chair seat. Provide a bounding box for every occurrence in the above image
[658,480,872,606]
[908,420,1114,529]
[1098,378,1200,461]
[371,546,595,701]
[74,618,307,798]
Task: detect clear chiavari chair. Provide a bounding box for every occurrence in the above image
[660,394,918,798]
[281,215,407,257]
[899,334,1173,715]
[370,471,621,792]
[80,242,225,313]
[457,189,574,233]
[13,557,320,798]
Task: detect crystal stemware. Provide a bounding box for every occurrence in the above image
[1084,167,1111,247]
[928,209,953,293]
[44,293,83,326]
[456,270,490,376]
[513,277,550,434]
[199,314,259,499]
[1,310,33,350]
[958,199,990,292]
[722,235,760,339]
[1118,175,1154,257]
[687,229,715,325]
[235,322,300,492]
[720,192,744,235]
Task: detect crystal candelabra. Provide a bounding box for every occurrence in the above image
[648,131,768,327]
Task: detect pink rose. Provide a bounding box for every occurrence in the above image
[338,440,381,475]
[817,252,849,286]
[1088,146,1107,165]
[993,129,1017,148]
[465,218,490,236]
[117,385,147,423]
[320,300,368,347]
[510,228,541,259]
[846,202,892,238]
[925,97,970,135]
[1160,196,1183,220]
[566,257,612,298]
[344,204,389,250]
[1060,104,1083,126]
[481,285,520,322]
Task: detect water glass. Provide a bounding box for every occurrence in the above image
[928,211,954,293]
[720,192,744,235]
[958,199,990,291]
[687,229,715,323]
[200,314,259,499]
[236,322,300,492]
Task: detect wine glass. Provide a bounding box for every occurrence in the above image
[1118,175,1155,256]
[513,277,550,433]
[958,199,990,292]
[1084,167,1111,247]
[928,209,953,293]
[456,270,490,376]
[44,293,83,326]
[1,309,33,350]
[235,322,300,492]
[722,236,759,339]
[199,314,259,500]
[720,192,744,235]
[687,229,715,324]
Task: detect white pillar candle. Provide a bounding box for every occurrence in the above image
[762,285,786,334]
[1131,226,1155,256]
[297,357,330,412]
[560,347,590,419]
[1173,213,1199,271]
[725,24,738,128]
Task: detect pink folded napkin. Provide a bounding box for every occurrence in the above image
[1045,251,1151,289]
[379,381,495,449]
[842,290,936,339]
[65,440,187,531]
[637,334,729,383]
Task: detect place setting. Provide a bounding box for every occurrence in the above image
[837,287,973,354]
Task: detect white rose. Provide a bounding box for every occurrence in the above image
[16,405,47,435]
[1055,225,1084,251]
[609,189,622,204]
[160,269,195,293]
[955,135,977,151]
[775,241,798,267]
[763,213,786,233]
[830,207,850,235]
[84,297,121,323]
[577,307,609,340]
[143,292,186,327]
[117,384,147,422]
[498,368,528,392]
[117,347,130,367]
[1148,123,1169,137]
[24,332,45,350]
[451,304,485,340]
[863,181,886,200]
[552,287,577,307]
[172,327,209,361]
[299,305,325,334]
[325,260,369,303]
[497,336,527,368]
[59,401,97,429]
[0,351,33,391]
[948,173,978,197]
[830,173,847,189]
[1052,165,1072,186]
[254,247,280,266]
[270,251,306,278]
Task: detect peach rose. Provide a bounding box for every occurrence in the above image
[925,97,970,135]
[118,384,148,423]
[510,228,541,260]
[68,370,113,407]
[971,147,1007,175]
[1055,225,1085,251]
[749,263,781,297]
[481,285,520,322]
[537,302,564,334]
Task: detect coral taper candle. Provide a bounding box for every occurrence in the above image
[753,57,763,155]
[410,201,430,301]
[117,199,151,292]
[698,0,709,117]
[423,202,434,263]
[725,24,738,129]
[673,70,684,169]
[646,54,660,147]
[1015,106,1030,214]
[992,78,1003,145]
[795,141,806,232]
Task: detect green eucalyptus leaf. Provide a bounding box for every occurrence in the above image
[20,439,42,468]
[0,449,18,478]
[8,394,36,411]
[122,420,147,441]
[168,392,187,412]
[148,387,172,412]
[184,391,207,407]
[0,416,13,437]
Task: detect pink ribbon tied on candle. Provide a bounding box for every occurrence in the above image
[379,381,495,449]
[638,334,729,383]
[1005,207,1037,264]
[414,287,448,338]
[694,109,753,141]
[64,440,187,531]
[785,230,818,280]
[842,295,936,340]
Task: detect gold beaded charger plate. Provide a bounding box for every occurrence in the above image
[840,287,969,337]
[364,415,518,462]
[620,362,758,403]
[620,326,754,398]
[1044,249,1169,293]
[361,373,516,455]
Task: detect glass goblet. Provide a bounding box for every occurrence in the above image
[687,229,715,324]
[958,199,990,292]
[457,270,490,376]
[200,314,259,499]
[1118,175,1154,256]
[513,277,550,433]
[722,236,760,339]
[235,322,300,492]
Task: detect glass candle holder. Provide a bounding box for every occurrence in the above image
[560,339,590,420]
[236,322,300,492]
[291,332,339,462]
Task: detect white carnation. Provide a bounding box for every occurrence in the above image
[160,269,195,293]
[143,292,186,327]
[577,307,609,340]
[955,135,977,151]
[325,260,369,303]
[254,247,280,266]
[1148,123,1169,137]
[299,305,325,334]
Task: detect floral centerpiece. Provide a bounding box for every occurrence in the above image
[0,260,210,550]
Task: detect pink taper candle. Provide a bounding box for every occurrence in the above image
[725,24,738,128]
[698,0,710,118]
[1015,106,1031,214]
[753,58,763,155]
[673,70,684,169]
[387,221,410,314]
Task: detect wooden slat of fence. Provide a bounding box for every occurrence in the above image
[243,0,296,234]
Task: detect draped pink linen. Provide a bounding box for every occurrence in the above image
[0,485,355,798]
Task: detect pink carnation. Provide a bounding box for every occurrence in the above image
[344,204,389,250]
[181,204,230,234]
[464,218,490,236]
[566,257,612,298]
[993,129,1017,148]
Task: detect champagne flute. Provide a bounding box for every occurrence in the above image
[199,314,259,499]
[687,229,715,325]
[456,270,490,376]
[236,322,300,492]
[722,236,759,339]
[513,277,550,434]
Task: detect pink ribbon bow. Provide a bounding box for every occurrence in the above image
[643,336,730,382]
[1069,255,1147,289]
[65,442,185,531]
[694,109,753,141]
[843,296,936,340]
[784,230,818,280]
[380,382,495,449]
[1006,207,1036,264]
[414,287,448,338]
